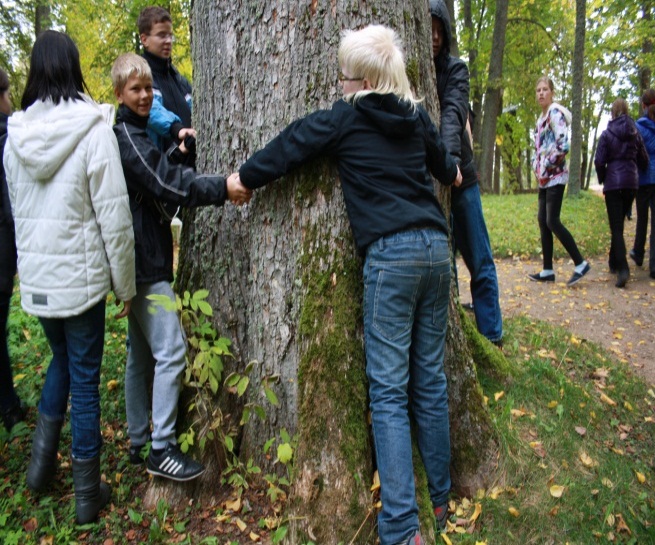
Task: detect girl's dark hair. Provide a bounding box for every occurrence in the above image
[0,68,9,93]
[21,30,89,110]
[642,89,655,122]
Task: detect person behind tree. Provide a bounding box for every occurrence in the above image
[110,53,250,482]
[0,67,26,432]
[137,6,195,153]
[429,0,503,347]
[594,97,648,288]
[631,88,655,279]
[529,75,590,287]
[3,31,136,524]
[236,24,461,545]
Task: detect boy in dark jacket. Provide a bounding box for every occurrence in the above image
[430,0,503,346]
[238,25,461,544]
[111,53,250,481]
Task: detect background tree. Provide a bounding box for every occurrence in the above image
[568,0,587,196]
[176,1,499,542]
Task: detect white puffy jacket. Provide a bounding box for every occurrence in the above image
[3,96,136,318]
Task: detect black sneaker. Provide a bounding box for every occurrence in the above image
[1,400,25,432]
[129,444,148,465]
[434,503,449,532]
[567,262,591,287]
[528,272,555,282]
[147,443,205,481]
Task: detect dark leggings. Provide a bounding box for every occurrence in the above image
[0,290,20,413]
[605,189,635,273]
[538,184,583,270]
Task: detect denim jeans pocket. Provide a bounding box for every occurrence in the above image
[373,270,421,341]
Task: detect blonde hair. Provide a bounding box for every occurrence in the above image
[535,75,554,93]
[111,53,152,93]
[610,97,628,119]
[338,24,419,107]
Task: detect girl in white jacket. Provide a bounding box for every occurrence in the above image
[3,31,136,524]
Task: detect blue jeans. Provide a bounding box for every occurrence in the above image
[364,228,451,545]
[38,300,106,459]
[451,184,503,342]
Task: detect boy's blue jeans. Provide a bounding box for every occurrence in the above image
[38,300,106,459]
[363,228,451,545]
[451,184,503,343]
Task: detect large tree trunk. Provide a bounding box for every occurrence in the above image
[478,0,509,191]
[170,2,498,542]
[568,0,586,196]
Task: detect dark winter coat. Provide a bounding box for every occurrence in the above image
[430,0,478,191]
[636,115,655,187]
[239,93,458,255]
[0,112,17,294]
[594,114,649,193]
[113,105,226,285]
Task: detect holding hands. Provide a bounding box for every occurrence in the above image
[227,172,253,206]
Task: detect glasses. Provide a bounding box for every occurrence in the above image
[339,73,363,82]
[150,32,175,42]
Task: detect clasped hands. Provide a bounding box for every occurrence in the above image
[227,172,252,206]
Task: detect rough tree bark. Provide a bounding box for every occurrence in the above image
[166,2,498,543]
[568,0,586,196]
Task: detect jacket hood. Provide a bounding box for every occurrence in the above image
[7,96,114,182]
[637,115,655,135]
[430,0,452,65]
[607,114,639,141]
[354,93,419,138]
[547,102,572,124]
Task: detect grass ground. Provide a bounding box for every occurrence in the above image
[1,191,653,544]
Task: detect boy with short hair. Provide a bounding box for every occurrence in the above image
[137,6,195,152]
[111,53,250,481]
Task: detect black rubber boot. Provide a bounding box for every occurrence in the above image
[26,413,63,492]
[72,455,111,524]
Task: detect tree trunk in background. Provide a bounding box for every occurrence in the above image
[639,1,653,99]
[478,0,508,192]
[445,0,458,57]
[170,2,498,542]
[34,0,52,37]
[568,0,586,196]
[463,0,483,146]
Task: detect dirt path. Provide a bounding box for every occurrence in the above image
[456,250,655,385]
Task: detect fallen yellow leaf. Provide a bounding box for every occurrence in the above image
[574,426,586,436]
[441,533,453,545]
[235,518,247,532]
[547,400,558,409]
[599,393,617,406]
[624,401,633,411]
[511,409,527,418]
[550,484,565,498]
[106,379,119,391]
[602,477,614,489]
[249,532,260,542]
[579,451,595,467]
[635,471,646,484]
[370,470,380,492]
[225,497,241,512]
[494,391,505,401]
[508,506,520,517]
[470,502,482,522]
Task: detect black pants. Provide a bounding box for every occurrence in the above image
[0,290,20,413]
[633,184,655,273]
[538,184,583,270]
[605,189,635,273]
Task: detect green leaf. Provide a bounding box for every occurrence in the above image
[225,435,234,452]
[192,289,210,300]
[197,300,213,316]
[277,443,293,464]
[265,386,279,406]
[209,373,219,394]
[240,407,251,425]
[272,525,288,544]
[263,437,275,454]
[244,361,255,375]
[225,372,240,387]
[237,376,250,397]
[280,428,291,443]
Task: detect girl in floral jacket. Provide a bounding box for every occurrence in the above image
[529,76,590,287]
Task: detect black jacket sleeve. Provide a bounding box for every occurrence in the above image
[438,59,471,164]
[239,109,339,189]
[114,121,226,207]
[420,109,459,185]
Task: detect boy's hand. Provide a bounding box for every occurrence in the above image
[115,299,132,319]
[227,172,253,206]
[453,165,463,187]
[177,127,197,141]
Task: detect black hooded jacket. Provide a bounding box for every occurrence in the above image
[0,111,17,293]
[430,0,478,191]
[113,104,226,284]
[239,93,458,255]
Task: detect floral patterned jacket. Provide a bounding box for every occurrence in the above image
[532,102,572,188]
